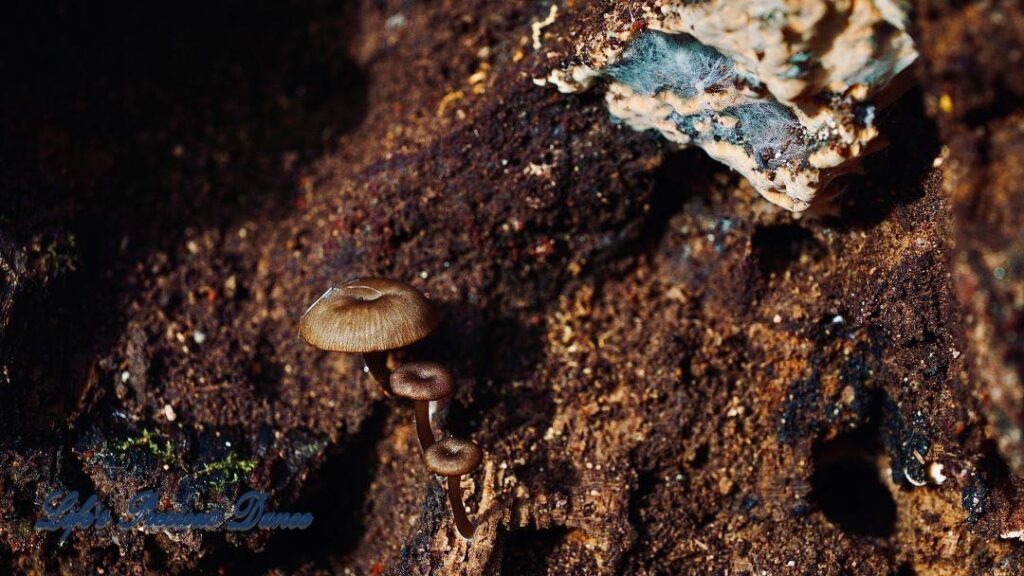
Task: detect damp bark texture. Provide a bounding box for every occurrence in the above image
[1,1,1024,575]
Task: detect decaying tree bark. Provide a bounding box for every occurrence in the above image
[1,1,1023,574]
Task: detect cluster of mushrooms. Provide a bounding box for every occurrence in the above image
[299,278,483,540]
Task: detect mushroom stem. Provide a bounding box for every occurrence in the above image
[429,397,449,428]
[414,400,437,452]
[447,474,475,540]
[362,351,392,394]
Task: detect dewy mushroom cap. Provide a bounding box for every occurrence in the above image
[424,438,483,476]
[391,362,454,401]
[299,277,438,353]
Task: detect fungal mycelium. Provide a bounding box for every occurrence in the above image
[300,278,483,539]
[540,0,917,211]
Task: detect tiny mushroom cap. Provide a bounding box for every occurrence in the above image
[300,278,438,352]
[390,362,454,401]
[424,437,483,477]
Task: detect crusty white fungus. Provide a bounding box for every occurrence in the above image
[543,1,917,211]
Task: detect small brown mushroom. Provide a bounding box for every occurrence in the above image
[299,277,438,394]
[424,437,483,540]
[391,362,454,452]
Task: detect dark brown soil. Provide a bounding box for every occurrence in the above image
[2,1,1023,575]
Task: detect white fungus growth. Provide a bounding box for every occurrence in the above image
[724,102,809,171]
[542,1,918,211]
[605,32,813,171]
[600,31,817,206]
[605,32,735,99]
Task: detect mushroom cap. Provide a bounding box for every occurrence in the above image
[424,437,483,476]
[300,278,438,353]
[391,361,454,401]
